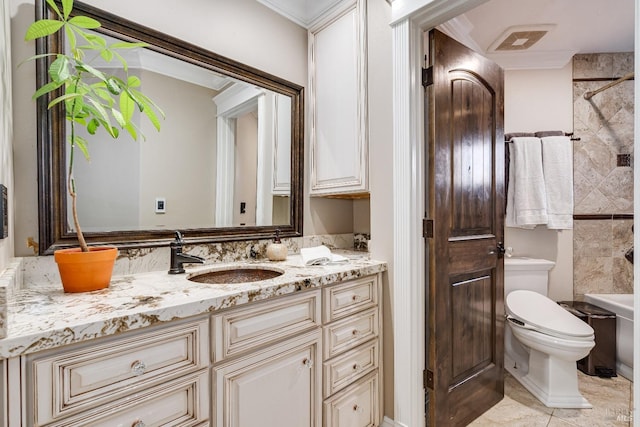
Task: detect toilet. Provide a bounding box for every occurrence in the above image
[504,257,595,408]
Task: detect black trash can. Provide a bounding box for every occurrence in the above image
[558,301,617,378]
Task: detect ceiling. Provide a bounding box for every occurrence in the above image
[257,0,634,70]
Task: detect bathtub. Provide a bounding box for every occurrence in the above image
[584,293,633,381]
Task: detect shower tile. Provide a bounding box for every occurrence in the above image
[574,188,614,214]
[573,256,613,296]
[612,220,634,256]
[573,221,612,257]
[612,258,633,293]
[573,54,614,79]
[612,53,634,77]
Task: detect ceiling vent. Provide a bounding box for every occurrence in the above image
[489,25,556,52]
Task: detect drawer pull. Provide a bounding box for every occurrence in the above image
[353,404,364,414]
[352,363,361,372]
[351,329,360,337]
[302,358,314,369]
[131,360,147,376]
[132,420,146,427]
[351,294,362,302]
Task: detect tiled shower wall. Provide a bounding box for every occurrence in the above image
[572,53,634,298]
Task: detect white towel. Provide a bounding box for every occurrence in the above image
[541,136,573,229]
[508,137,548,227]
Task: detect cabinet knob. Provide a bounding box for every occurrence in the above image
[131,360,146,376]
[302,358,314,369]
[352,363,361,372]
[132,420,146,427]
[352,404,364,413]
[351,294,362,302]
[352,329,360,337]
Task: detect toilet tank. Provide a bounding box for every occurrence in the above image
[504,257,555,297]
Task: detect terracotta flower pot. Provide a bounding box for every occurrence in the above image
[54,246,118,293]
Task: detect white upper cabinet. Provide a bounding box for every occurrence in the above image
[309,0,368,197]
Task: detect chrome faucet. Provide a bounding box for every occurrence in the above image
[168,231,205,274]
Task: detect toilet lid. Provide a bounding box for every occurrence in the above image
[506,290,594,339]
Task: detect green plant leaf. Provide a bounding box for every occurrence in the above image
[68,16,101,30]
[100,49,113,63]
[74,61,107,82]
[123,122,138,141]
[127,75,141,88]
[141,101,161,131]
[32,80,64,100]
[86,98,113,132]
[64,25,77,52]
[110,41,149,49]
[111,108,126,127]
[119,92,135,124]
[48,55,71,82]
[48,92,81,109]
[87,118,100,135]
[105,78,122,95]
[25,20,64,40]
[61,0,73,19]
[73,135,91,160]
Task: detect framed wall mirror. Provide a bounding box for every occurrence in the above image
[35,0,304,255]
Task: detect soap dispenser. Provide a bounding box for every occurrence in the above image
[266,229,288,261]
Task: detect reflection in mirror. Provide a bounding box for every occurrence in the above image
[36,0,303,254]
[68,34,292,232]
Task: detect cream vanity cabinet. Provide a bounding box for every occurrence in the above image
[309,0,369,197]
[22,317,210,426]
[211,290,323,427]
[9,273,382,427]
[323,275,381,427]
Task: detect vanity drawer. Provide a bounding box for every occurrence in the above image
[324,340,378,397]
[323,307,379,359]
[28,318,208,425]
[323,276,378,323]
[212,290,321,362]
[323,372,380,427]
[46,370,209,427]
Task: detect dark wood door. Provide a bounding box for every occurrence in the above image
[426,29,505,426]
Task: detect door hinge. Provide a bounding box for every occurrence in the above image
[422,66,433,88]
[424,369,434,390]
[423,219,434,239]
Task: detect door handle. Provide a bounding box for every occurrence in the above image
[489,243,506,258]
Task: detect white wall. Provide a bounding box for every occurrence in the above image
[504,64,574,301]
[0,0,15,269]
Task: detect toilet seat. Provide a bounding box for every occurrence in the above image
[506,290,594,341]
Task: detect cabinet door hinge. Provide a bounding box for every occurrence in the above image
[423,219,434,239]
[424,369,434,390]
[422,66,433,88]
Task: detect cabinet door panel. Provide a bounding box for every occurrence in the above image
[309,1,368,195]
[46,371,209,427]
[324,372,379,427]
[213,330,322,427]
[27,318,208,425]
[324,276,378,323]
[213,290,320,362]
[323,308,378,359]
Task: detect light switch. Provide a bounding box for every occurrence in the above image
[155,197,166,214]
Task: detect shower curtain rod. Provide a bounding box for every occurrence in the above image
[583,72,634,100]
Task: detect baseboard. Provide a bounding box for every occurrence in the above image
[381,416,405,427]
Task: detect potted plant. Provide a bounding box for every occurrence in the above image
[25,0,163,292]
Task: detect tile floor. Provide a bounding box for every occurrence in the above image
[469,371,633,426]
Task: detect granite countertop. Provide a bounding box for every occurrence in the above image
[0,252,386,359]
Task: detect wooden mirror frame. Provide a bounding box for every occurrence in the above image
[35,0,304,255]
